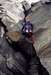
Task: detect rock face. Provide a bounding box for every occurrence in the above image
[0,0,25,32]
[0,0,51,75]
[31,2,51,75]
[0,36,27,75]
[0,37,14,75]
[40,0,51,3]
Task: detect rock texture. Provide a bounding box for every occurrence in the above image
[31,2,51,75]
[0,0,51,75]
